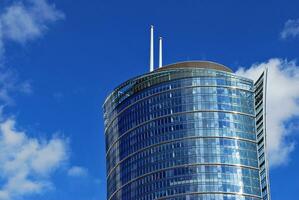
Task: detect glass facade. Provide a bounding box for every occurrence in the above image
[254,71,271,200]
[103,62,269,200]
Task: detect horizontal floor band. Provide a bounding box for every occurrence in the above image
[108,164,260,200]
[105,84,254,130]
[107,135,257,177]
[105,109,255,153]
[155,191,262,200]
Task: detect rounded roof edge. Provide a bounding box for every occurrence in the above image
[155,60,233,73]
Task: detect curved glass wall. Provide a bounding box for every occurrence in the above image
[103,66,261,200]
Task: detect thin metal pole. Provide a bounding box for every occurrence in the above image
[150,25,154,72]
[159,37,163,68]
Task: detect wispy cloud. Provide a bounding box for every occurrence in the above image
[68,166,88,177]
[236,58,299,167]
[0,0,64,103]
[0,1,70,200]
[281,19,299,39]
[0,67,32,105]
[0,0,64,45]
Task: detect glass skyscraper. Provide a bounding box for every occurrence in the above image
[103,61,270,200]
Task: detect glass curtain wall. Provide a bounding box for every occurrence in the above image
[103,65,263,200]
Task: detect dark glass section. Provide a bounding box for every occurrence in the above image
[254,71,271,200]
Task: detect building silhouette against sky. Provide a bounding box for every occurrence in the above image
[103,27,270,200]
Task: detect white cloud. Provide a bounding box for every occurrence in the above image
[0,0,64,44]
[68,166,88,177]
[0,1,71,200]
[0,0,64,105]
[0,119,68,200]
[0,0,64,63]
[281,19,299,39]
[0,28,4,61]
[236,58,299,167]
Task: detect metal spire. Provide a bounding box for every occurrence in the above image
[159,37,163,68]
[150,25,154,72]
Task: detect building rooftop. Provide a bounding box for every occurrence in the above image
[155,61,233,73]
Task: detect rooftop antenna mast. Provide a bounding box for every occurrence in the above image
[159,37,163,68]
[150,25,154,72]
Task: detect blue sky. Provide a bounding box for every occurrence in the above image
[0,0,299,200]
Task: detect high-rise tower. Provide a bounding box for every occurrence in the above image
[103,61,270,200]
